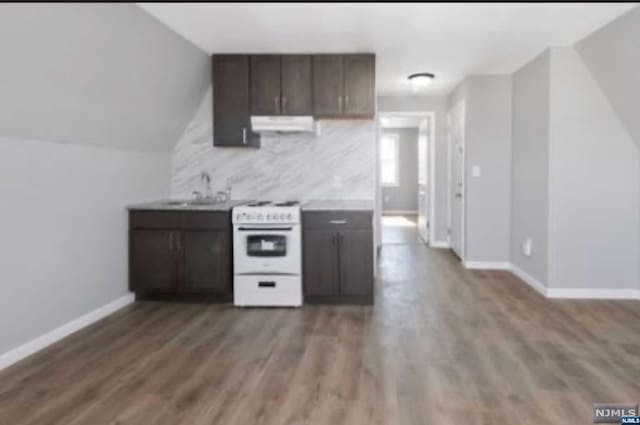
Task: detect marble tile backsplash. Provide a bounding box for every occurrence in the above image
[171,87,376,201]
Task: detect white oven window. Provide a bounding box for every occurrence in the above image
[246,234,287,257]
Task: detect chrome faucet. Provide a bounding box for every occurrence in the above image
[200,172,212,199]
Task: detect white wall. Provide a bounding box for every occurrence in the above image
[449,77,512,264]
[575,6,640,147]
[511,52,550,284]
[0,4,209,153]
[377,95,449,243]
[548,47,639,291]
[464,76,512,263]
[0,3,203,359]
[0,138,169,355]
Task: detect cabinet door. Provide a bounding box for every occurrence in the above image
[303,229,339,296]
[312,55,344,117]
[250,55,282,115]
[181,231,231,295]
[130,230,176,294]
[338,230,374,296]
[343,54,375,117]
[281,55,312,116]
[213,55,258,147]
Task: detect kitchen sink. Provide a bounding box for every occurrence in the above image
[163,199,225,208]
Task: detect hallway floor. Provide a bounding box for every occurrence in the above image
[0,220,639,424]
[381,214,422,245]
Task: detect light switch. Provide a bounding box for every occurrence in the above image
[523,238,533,257]
[471,165,481,177]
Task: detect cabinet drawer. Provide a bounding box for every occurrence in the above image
[302,210,372,229]
[130,211,182,229]
[182,212,229,230]
[234,275,302,307]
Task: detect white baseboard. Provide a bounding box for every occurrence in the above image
[508,264,640,300]
[509,264,547,297]
[429,240,450,249]
[546,288,639,300]
[464,261,510,270]
[0,293,135,371]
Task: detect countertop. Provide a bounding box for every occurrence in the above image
[127,199,248,212]
[301,200,374,211]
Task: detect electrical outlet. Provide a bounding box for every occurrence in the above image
[522,238,533,257]
[471,165,481,177]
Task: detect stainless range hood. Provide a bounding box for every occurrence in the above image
[250,116,315,134]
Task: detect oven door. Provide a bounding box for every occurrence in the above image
[233,224,301,275]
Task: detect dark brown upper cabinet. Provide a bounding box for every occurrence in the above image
[250,55,282,115]
[312,55,344,117]
[312,54,375,119]
[343,55,376,117]
[281,55,313,116]
[213,55,259,147]
[251,55,313,116]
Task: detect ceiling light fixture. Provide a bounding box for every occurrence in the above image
[408,73,435,91]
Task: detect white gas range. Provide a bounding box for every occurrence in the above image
[232,201,302,307]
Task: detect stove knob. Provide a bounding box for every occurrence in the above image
[257,213,263,221]
[287,213,292,220]
[280,213,286,220]
[266,214,271,220]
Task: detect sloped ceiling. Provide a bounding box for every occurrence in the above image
[0,4,210,153]
[139,3,635,95]
[576,6,640,146]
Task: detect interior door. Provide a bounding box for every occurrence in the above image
[450,101,465,259]
[417,119,429,243]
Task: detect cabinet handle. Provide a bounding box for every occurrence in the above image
[329,219,348,224]
[177,234,182,252]
[242,128,247,145]
[274,96,279,113]
[169,232,173,250]
[338,95,343,111]
[282,96,287,113]
[345,95,349,109]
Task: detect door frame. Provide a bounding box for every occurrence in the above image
[376,111,436,246]
[447,100,466,261]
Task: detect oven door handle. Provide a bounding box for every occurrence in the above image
[237,226,293,231]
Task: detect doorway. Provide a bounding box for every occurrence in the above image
[377,112,434,246]
[448,100,465,259]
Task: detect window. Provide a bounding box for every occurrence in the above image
[380,134,399,186]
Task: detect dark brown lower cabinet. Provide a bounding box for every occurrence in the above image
[303,210,374,304]
[182,231,231,295]
[129,211,232,302]
[130,230,176,294]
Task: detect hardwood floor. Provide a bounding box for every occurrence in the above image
[1,233,639,424]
